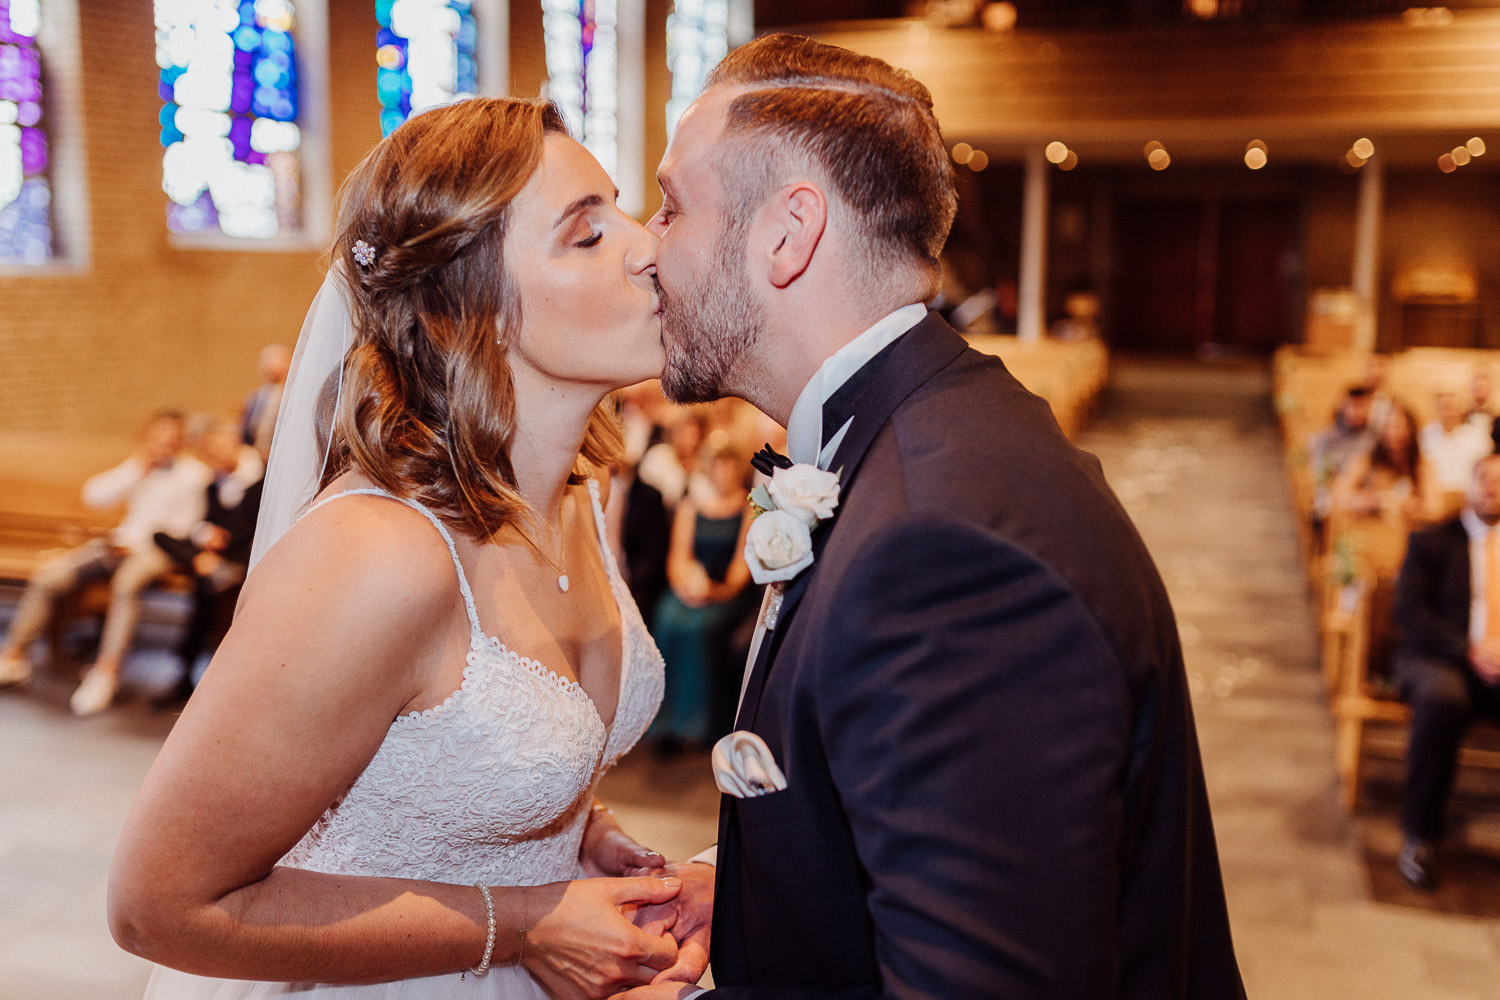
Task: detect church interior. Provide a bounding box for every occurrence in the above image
[3,1,1500,997]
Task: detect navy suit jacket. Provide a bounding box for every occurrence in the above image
[1394,517,1472,664]
[706,315,1244,999]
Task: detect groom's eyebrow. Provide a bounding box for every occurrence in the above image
[553,193,608,230]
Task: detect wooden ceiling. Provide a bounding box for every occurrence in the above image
[798,10,1500,171]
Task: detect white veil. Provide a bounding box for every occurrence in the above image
[247,269,354,571]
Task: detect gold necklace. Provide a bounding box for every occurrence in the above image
[515,509,570,593]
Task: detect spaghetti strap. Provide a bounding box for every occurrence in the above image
[303,488,483,637]
[585,477,615,572]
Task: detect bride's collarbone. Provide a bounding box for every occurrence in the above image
[460,535,623,691]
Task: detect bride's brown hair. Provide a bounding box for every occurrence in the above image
[322,98,622,539]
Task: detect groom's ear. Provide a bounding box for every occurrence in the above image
[764,183,826,289]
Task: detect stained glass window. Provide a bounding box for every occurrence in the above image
[156,0,303,239]
[665,0,727,137]
[377,0,477,137]
[543,0,617,180]
[0,0,52,265]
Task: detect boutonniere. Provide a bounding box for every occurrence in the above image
[743,446,841,598]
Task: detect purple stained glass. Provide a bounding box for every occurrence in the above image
[19,126,45,172]
[1,0,53,263]
[229,115,252,160]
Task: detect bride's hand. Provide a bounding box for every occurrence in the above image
[579,802,667,877]
[522,876,682,1000]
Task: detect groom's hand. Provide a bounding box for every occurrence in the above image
[627,861,714,985]
[581,802,667,877]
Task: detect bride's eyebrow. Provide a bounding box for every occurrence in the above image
[551,192,612,230]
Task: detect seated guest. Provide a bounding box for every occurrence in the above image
[1308,385,1377,526]
[1331,405,1428,526]
[649,435,755,751]
[1420,389,1492,496]
[152,423,264,704]
[1391,453,1500,890]
[0,410,210,715]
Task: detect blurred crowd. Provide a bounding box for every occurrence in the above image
[0,363,775,747]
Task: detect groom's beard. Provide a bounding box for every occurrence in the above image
[658,235,764,405]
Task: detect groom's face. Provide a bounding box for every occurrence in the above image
[648,88,765,405]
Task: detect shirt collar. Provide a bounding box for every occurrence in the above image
[785,303,928,469]
[1462,507,1497,541]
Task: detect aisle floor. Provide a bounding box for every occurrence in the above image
[2,358,1498,999]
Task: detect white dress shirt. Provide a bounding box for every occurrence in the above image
[1420,420,1492,493]
[783,303,930,470]
[83,455,211,552]
[1462,507,1497,645]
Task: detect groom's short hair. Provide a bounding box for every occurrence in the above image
[703,33,957,299]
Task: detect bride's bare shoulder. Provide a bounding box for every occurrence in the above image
[240,477,461,625]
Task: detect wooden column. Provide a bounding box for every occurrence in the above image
[1352,154,1383,352]
[1018,143,1049,343]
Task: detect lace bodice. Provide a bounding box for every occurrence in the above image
[279,479,664,888]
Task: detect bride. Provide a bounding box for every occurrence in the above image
[108,98,710,998]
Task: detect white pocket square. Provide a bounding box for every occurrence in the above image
[712,730,788,799]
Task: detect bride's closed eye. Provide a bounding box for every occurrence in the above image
[577,229,603,248]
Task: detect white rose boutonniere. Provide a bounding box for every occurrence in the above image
[765,464,841,527]
[743,450,841,589]
[744,510,815,584]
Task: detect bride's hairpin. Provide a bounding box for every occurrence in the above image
[351,239,377,268]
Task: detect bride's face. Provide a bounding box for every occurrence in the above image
[506,134,664,393]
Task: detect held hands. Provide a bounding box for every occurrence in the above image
[625,861,714,986]
[523,877,683,1000]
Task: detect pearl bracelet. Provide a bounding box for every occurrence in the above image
[469,882,495,978]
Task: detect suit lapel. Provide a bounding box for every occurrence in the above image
[734,314,970,729]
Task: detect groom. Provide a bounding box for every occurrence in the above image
[626,33,1244,999]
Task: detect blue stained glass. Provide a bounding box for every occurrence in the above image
[379,2,479,135]
[157,0,302,238]
[377,67,407,107]
[253,58,282,87]
[0,180,53,265]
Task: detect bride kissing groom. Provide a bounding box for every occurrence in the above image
[106,29,1242,1000]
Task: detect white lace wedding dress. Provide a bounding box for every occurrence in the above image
[143,480,665,999]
